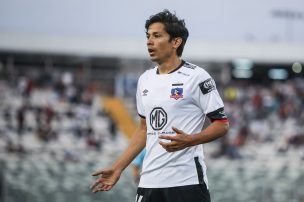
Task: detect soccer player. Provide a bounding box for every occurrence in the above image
[90,9,229,202]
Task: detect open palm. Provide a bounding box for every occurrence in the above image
[90,168,122,192]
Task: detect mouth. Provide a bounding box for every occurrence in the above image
[148,48,155,56]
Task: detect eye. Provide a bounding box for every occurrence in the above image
[154,33,161,38]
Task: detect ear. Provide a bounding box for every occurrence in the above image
[172,37,182,49]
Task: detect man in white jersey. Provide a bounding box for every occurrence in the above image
[90,9,229,202]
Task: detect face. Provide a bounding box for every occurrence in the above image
[146,22,180,64]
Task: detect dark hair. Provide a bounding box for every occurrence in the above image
[145,9,189,57]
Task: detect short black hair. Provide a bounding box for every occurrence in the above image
[145,9,189,57]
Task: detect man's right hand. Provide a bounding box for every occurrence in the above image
[90,167,122,192]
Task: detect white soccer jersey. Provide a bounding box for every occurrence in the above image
[136,61,227,188]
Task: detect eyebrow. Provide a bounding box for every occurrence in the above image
[146,31,161,35]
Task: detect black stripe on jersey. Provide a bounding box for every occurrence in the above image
[172,83,183,86]
[207,107,227,122]
[194,157,204,184]
[184,62,197,69]
[138,113,146,119]
[156,60,185,74]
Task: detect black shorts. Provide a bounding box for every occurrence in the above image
[135,183,211,202]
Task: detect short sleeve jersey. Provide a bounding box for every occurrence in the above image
[136,61,227,188]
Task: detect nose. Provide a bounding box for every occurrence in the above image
[147,37,153,46]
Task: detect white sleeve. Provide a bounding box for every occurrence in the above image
[194,72,227,120]
[136,75,145,118]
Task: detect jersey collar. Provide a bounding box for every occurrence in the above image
[156,60,185,74]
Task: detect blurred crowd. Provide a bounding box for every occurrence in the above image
[212,78,304,160]
[0,70,303,163]
[0,71,118,162]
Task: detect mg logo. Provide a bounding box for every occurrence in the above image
[150,107,167,130]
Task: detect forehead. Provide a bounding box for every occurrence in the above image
[147,22,167,34]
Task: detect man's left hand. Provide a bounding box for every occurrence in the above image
[158,127,192,152]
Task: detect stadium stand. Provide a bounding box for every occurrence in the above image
[0,52,303,202]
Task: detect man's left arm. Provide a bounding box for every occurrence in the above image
[159,121,229,152]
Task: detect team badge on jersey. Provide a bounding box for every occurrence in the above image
[170,87,183,100]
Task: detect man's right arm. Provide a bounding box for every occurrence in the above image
[90,117,147,192]
[110,117,147,172]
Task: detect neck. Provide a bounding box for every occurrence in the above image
[157,57,182,74]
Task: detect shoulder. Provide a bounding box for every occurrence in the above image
[138,66,157,82]
[182,61,212,81]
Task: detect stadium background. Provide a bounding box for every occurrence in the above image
[0,0,304,201]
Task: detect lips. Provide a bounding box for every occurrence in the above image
[148,48,155,55]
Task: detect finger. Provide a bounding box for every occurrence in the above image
[159,139,172,147]
[159,141,166,147]
[92,167,113,176]
[160,142,178,152]
[92,184,102,193]
[93,186,103,193]
[160,135,181,143]
[166,146,181,152]
[90,178,102,190]
[91,169,104,176]
[94,183,113,192]
[172,126,183,134]
[91,177,110,190]
[165,147,176,152]
[92,181,108,193]
[103,184,113,191]
[92,186,100,193]
[158,135,171,140]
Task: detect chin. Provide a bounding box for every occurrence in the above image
[150,57,158,62]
